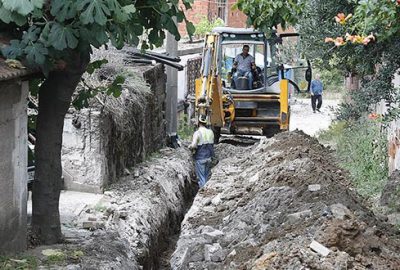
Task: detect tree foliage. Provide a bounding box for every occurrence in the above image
[194,16,225,37]
[0,0,195,72]
[233,0,304,33]
[297,0,359,72]
[351,0,400,41]
[323,0,400,120]
[0,0,195,244]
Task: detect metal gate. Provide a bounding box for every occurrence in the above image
[186,56,202,97]
[185,56,202,122]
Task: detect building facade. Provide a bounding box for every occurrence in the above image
[179,0,248,37]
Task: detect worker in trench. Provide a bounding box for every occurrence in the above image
[189,115,215,188]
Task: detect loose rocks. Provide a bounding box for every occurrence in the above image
[171,131,400,269]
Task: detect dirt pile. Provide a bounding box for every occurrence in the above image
[381,170,400,211]
[60,147,196,270]
[171,131,400,269]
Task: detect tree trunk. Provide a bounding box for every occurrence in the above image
[345,72,360,92]
[32,52,90,244]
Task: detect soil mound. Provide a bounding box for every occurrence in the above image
[171,131,400,269]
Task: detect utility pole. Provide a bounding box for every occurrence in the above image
[165,18,179,148]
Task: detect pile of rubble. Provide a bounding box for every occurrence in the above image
[64,147,196,270]
[171,131,400,269]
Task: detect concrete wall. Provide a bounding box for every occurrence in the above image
[62,64,167,193]
[0,80,28,254]
[375,72,400,175]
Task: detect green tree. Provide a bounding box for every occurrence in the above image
[234,0,305,33]
[297,0,360,73]
[324,0,400,120]
[0,0,194,244]
[194,16,225,38]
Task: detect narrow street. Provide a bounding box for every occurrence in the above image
[2,0,400,269]
[25,96,400,269]
[290,98,339,136]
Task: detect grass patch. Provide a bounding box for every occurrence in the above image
[0,255,38,270]
[93,202,107,213]
[0,249,85,269]
[42,248,85,267]
[318,120,347,146]
[319,119,388,197]
[178,114,194,141]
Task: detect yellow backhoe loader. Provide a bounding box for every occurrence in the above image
[194,27,311,142]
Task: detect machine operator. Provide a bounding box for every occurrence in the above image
[232,45,256,90]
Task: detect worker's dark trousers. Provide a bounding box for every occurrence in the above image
[311,95,322,112]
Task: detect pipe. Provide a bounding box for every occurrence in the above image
[126,55,184,71]
[130,50,181,63]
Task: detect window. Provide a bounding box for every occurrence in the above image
[220,43,265,89]
[217,0,227,21]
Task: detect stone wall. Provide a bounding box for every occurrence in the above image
[0,80,28,254]
[62,64,167,193]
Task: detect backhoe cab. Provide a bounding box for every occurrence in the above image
[194,27,311,141]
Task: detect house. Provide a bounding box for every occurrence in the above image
[0,59,32,254]
[179,0,248,36]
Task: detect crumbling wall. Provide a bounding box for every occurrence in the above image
[63,110,107,193]
[105,64,167,185]
[62,61,167,193]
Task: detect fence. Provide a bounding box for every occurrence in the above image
[375,100,400,175]
[185,56,202,122]
[186,56,202,98]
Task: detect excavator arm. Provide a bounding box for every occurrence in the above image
[195,34,233,129]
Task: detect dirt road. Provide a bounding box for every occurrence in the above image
[290,98,339,136]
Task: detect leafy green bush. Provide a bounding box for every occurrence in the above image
[318,68,345,93]
[0,255,38,270]
[318,120,347,142]
[319,119,388,197]
[194,17,225,37]
[178,114,194,140]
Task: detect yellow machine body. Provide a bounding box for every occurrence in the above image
[194,28,295,138]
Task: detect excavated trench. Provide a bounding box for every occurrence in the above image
[76,146,198,270]
[77,131,400,269]
[157,137,259,269]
